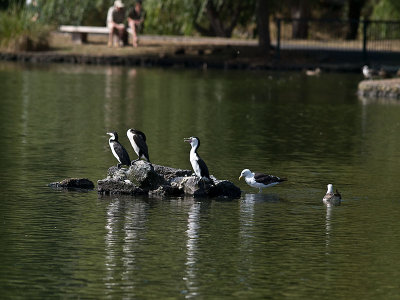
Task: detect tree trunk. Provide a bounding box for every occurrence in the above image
[291,0,309,39]
[205,1,227,37]
[346,0,366,40]
[256,0,270,50]
[194,0,243,38]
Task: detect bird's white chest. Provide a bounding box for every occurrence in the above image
[127,133,140,155]
[109,140,121,163]
[245,177,260,188]
[190,149,201,177]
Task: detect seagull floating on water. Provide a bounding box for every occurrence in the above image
[127,128,150,164]
[323,184,341,206]
[239,169,286,193]
[107,131,131,169]
[184,136,210,180]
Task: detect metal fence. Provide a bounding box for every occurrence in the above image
[273,18,400,59]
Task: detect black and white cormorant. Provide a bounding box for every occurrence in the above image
[107,131,131,168]
[127,128,150,163]
[239,169,286,193]
[184,136,210,180]
[323,184,341,206]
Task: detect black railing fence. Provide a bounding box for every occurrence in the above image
[273,18,400,59]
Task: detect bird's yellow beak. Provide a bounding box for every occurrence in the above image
[239,175,243,180]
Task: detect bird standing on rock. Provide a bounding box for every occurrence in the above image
[127,128,150,164]
[362,65,378,79]
[239,169,286,193]
[107,132,131,169]
[184,136,210,180]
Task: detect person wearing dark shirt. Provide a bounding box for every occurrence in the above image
[127,0,145,47]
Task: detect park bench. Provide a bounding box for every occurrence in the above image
[58,25,258,46]
[59,25,133,44]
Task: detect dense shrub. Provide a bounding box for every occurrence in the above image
[0,8,53,51]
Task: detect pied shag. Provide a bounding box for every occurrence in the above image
[323,184,341,206]
[184,136,210,180]
[239,169,286,193]
[107,131,131,168]
[127,128,150,164]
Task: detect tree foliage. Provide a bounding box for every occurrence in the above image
[370,0,400,19]
[2,0,400,48]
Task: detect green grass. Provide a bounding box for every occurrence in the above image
[0,8,54,51]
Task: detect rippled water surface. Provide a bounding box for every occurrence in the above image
[1,62,400,299]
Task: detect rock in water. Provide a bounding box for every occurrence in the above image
[97,160,241,198]
[49,178,94,189]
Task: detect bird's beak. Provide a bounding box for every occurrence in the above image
[184,138,191,143]
[239,175,243,180]
[106,132,112,136]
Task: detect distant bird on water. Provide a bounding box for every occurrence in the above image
[107,131,131,169]
[127,128,150,164]
[323,184,341,206]
[184,136,210,180]
[306,67,321,76]
[239,169,286,193]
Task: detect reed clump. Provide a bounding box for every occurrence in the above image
[0,8,53,51]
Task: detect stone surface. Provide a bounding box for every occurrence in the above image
[358,78,400,99]
[49,178,94,189]
[97,160,241,198]
[97,178,145,195]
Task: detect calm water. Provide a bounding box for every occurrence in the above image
[1,62,400,299]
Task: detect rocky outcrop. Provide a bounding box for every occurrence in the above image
[97,161,241,198]
[358,78,400,99]
[49,178,94,190]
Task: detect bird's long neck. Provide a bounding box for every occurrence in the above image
[191,144,199,156]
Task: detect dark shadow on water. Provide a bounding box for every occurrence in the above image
[48,186,95,193]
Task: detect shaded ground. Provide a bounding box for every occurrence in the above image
[1,32,400,71]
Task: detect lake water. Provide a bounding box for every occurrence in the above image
[1,62,400,299]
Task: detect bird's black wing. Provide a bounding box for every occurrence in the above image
[254,173,286,185]
[133,134,150,161]
[114,142,131,166]
[136,130,147,142]
[198,157,210,178]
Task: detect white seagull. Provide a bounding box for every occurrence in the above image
[239,169,286,193]
[323,184,341,206]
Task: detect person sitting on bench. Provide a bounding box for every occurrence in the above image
[106,0,127,47]
[127,0,145,47]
